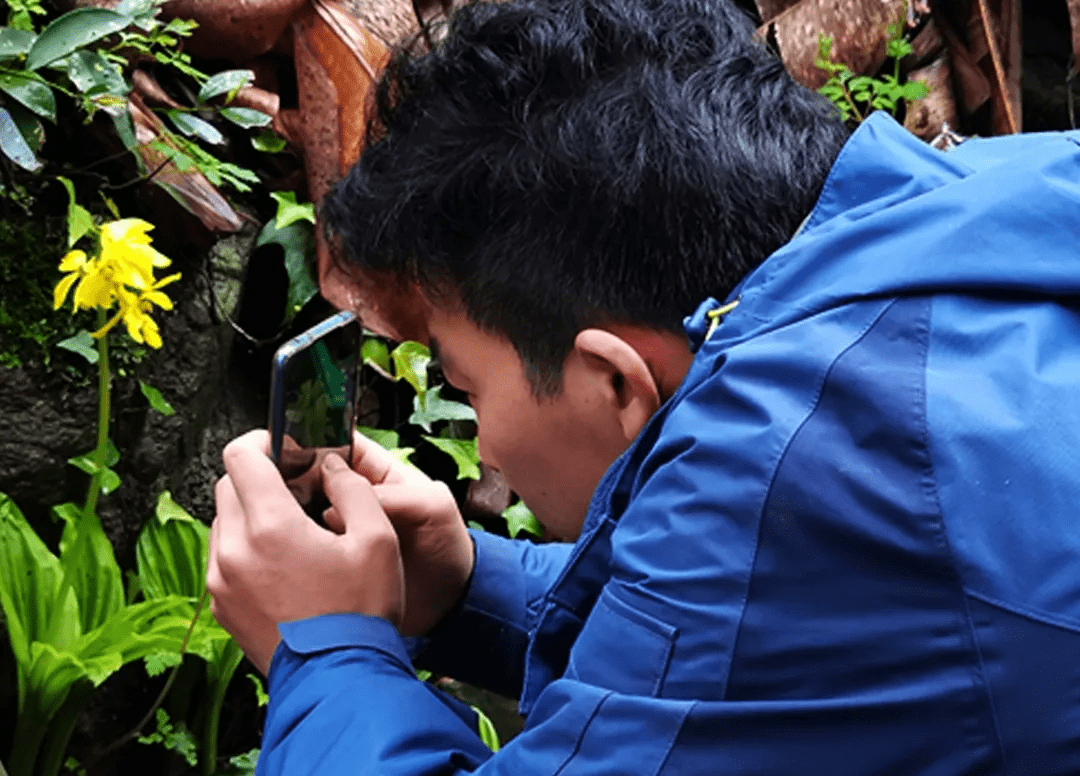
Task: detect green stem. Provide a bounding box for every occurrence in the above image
[82,310,111,518]
[7,708,49,776]
[37,681,95,776]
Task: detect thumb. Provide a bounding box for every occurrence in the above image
[322,453,389,534]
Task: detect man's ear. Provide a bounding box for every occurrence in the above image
[574,328,661,442]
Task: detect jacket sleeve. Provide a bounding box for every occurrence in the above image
[412,529,572,698]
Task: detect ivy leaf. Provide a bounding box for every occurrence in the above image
[166,110,224,145]
[220,106,271,128]
[503,500,543,539]
[356,426,399,449]
[197,68,253,102]
[57,177,93,248]
[391,341,430,398]
[408,385,475,432]
[247,672,268,707]
[0,105,41,170]
[423,436,480,480]
[251,129,286,153]
[361,337,392,377]
[270,190,316,229]
[0,71,56,121]
[139,380,175,416]
[68,439,121,494]
[26,8,132,71]
[57,331,99,364]
[255,217,316,323]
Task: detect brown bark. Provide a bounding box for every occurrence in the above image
[159,0,309,62]
[1069,0,1080,78]
[757,0,908,91]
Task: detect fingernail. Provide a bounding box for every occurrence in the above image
[323,453,346,472]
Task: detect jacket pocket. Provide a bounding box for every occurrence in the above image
[564,585,678,697]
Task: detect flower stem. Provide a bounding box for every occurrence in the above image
[83,308,111,517]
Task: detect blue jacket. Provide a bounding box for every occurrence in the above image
[258,113,1080,775]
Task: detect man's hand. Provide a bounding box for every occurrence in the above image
[208,429,405,674]
[324,431,474,637]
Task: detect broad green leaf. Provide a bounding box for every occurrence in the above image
[256,217,317,323]
[139,380,175,415]
[251,129,286,152]
[26,8,132,71]
[136,491,208,601]
[271,190,316,229]
[503,500,543,539]
[0,105,40,170]
[475,706,500,752]
[0,28,35,60]
[197,69,253,102]
[66,49,127,97]
[24,642,94,720]
[57,177,94,248]
[57,506,124,634]
[110,109,137,149]
[167,110,224,145]
[0,70,55,120]
[409,385,476,432]
[361,337,392,376]
[0,493,76,692]
[423,436,481,480]
[57,331,99,363]
[391,341,431,397]
[220,106,271,128]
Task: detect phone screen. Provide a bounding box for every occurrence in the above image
[268,310,361,519]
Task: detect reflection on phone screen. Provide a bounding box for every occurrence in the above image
[269,311,361,521]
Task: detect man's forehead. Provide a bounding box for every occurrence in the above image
[319,262,432,344]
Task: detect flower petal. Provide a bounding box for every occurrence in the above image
[53,273,79,310]
[58,249,87,272]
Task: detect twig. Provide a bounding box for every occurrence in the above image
[974,0,1018,134]
[83,590,211,774]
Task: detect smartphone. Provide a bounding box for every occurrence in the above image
[268,310,362,520]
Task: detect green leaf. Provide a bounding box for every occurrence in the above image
[26,8,132,71]
[256,217,317,322]
[143,649,182,677]
[502,500,543,539]
[0,70,56,120]
[57,331,99,363]
[251,129,286,153]
[110,108,137,149]
[361,337,391,376]
[68,439,120,474]
[66,49,127,97]
[391,341,431,397]
[136,491,209,601]
[197,68,253,102]
[270,190,316,229]
[475,705,500,752]
[166,110,224,145]
[57,177,94,248]
[0,493,79,699]
[56,505,125,634]
[0,27,36,60]
[356,426,399,449]
[247,672,268,707]
[409,385,476,432]
[0,105,40,170]
[7,101,44,153]
[139,380,176,415]
[138,708,198,767]
[220,106,271,128]
[423,436,481,480]
[390,447,416,466]
[228,749,261,775]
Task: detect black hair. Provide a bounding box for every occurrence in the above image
[323,0,849,394]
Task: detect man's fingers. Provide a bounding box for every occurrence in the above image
[351,431,428,487]
[221,429,303,533]
[372,481,457,525]
[322,453,395,535]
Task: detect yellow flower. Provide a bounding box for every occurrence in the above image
[53,249,88,310]
[93,271,181,349]
[99,219,171,288]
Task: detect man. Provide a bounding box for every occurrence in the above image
[207,0,1080,772]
